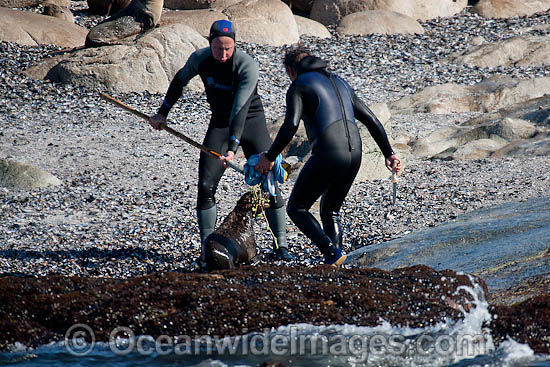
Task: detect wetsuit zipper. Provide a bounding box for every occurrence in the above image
[327,73,353,152]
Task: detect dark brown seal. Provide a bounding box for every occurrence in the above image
[204,191,268,271]
[85,0,162,47]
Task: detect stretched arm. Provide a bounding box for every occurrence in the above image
[265,84,303,161]
[353,92,394,158]
[227,51,260,153]
[256,84,302,174]
[149,50,204,130]
[156,50,204,118]
[353,92,402,173]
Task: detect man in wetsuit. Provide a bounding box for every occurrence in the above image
[149,20,293,266]
[256,46,402,266]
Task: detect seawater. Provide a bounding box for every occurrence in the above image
[2,278,549,367]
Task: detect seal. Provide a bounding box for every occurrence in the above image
[86,0,131,16]
[204,191,268,271]
[85,0,163,47]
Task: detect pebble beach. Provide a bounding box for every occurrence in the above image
[1,5,550,279]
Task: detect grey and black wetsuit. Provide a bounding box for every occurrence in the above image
[158,47,284,210]
[265,56,394,252]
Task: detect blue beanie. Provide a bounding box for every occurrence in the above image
[209,20,236,42]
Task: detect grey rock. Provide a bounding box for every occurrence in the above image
[310,0,468,26]
[389,76,550,114]
[0,7,87,47]
[0,159,61,189]
[294,15,331,39]
[346,196,550,291]
[411,117,538,159]
[160,10,228,37]
[337,10,425,36]
[25,24,208,94]
[448,35,550,68]
[223,0,300,46]
[472,0,550,19]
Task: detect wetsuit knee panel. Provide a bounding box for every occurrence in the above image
[286,204,307,222]
[197,181,217,210]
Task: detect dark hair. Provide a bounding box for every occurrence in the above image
[283,45,311,70]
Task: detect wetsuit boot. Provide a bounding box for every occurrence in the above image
[265,206,295,261]
[316,238,347,266]
[321,210,343,250]
[197,205,217,270]
[287,206,346,266]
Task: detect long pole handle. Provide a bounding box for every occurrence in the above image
[100,93,244,174]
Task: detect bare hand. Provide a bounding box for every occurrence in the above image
[220,150,235,168]
[149,113,166,130]
[255,152,274,175]
[385,154,402,174]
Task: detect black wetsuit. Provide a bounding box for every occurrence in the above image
[265,56,394,252]
[158,47,284,210]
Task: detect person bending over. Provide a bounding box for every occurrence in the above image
[256,46,402,266]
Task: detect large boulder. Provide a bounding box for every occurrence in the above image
[310,0,467,26]
[0,8,87,48]
[336,10,424,35]
[411,117,539,159]
[160,10,228,37]
[389,76,550,114]
[465,95,550,158]
[347,196,550,295]
[163,0,240,9]
[448,35,550,68]
[472,0,550,18]
[0,0,39,7]
[0,159,61,189]
[24,24,208,94]
[294,15,331,38]
[466,94,550,128]
[223,0,300,46]
[492,131,550,157]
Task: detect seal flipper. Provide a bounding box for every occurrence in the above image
[204,234,237,271]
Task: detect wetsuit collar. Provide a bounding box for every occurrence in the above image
[294,55,327,76]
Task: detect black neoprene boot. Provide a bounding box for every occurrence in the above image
[321,210,343,250]
[196,205,217,270]
[316,239,347,266]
